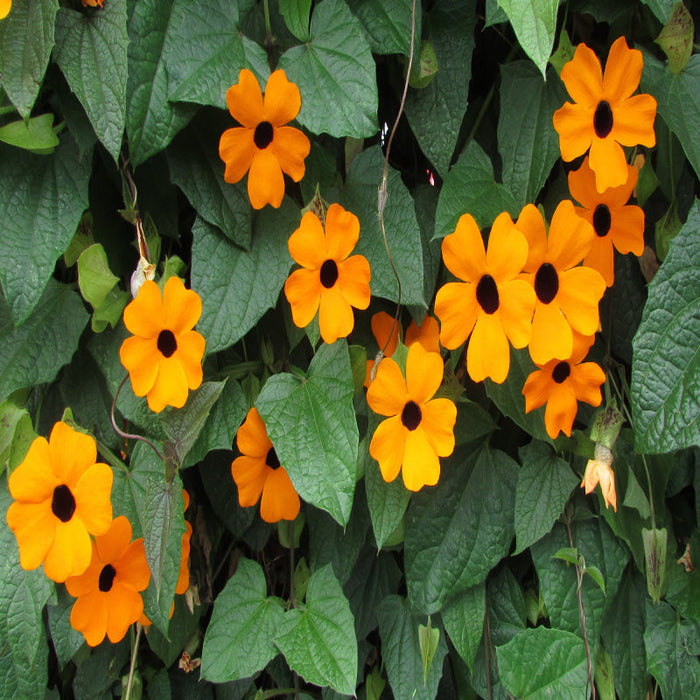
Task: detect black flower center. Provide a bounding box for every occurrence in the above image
[99,564,117,592]
[157,330,177,358]
[552,361,571,384]
[593,204,612,237]
[401,400,422,431]
[593,100,613,138]
[254,121,274,149]
[51,485,76,523]
[320,260,339,289]
[476,274,499,314]
[534,263,559,304]
[266,447,280,469]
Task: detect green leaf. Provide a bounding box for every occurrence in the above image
[404,444,518,613]
[642,526,667,602]
[274,564,358,695]
[631,199,700,453]
[655,2,694,75]
[47,586,85,669]
[0,136,92,324]
[404,0,476,177]
[497,61,567,208]
[434,140,519,239]
[91,287,130,333]
[641,0,675,23]
[77,244,120,309]
[0,0,58,118]
[0,114,59,152]
[340,145,425,308]
[0,398,34,476]
[280,0,312,42]
[146,596,203,669]
[256,342,358,526]
[644,600,700,698]
[191,205,297,354]
[497,0,558,78]
[585,565,607,595]
[347,0,420,56]
[376,596,448,700]
[418,618,440,684]
[496,627,588,699]
[165,0,268,108]
[278,0,378,138]
[126,0,197,166]
[666,533,700,625]
[513,441,579,554]
[201,557,286,682]
[167,112,252,250]
[552,547,580,566]
[441,583,485,670]
[0,280,89,404]
[54,1,128,162]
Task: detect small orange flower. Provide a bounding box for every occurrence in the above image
[553,36,657,192]
[522,333,606,439]
[284,203,371,344]
[517,201,605,365]
[219,68,310,209]
[0,0,11,19]
[231,408,300,523]
[581,445,617,511]
[568,156,645,287]
[6,422,113,582]
[65,516,151,647]
[434,212,535,383]
[367,343,456,491]
[119,277,205,413]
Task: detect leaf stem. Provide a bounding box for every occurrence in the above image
[125,622,143,700]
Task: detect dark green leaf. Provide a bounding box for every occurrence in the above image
[280,0,312,42]
[441,583,485,670]
[347,0,419,56]
[631,200,700,453]
[641,0,675,23]
[278,0,378,138]
[147,596,203,668]
[257,342,358,526]
[0,114,59,152]
[47,586,85,669]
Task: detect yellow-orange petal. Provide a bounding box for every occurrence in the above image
[120,336,161,397]
[547,200,594,271]
[236,407,272,458]
[219,127,256,184]
[402,428,440,491]
[589,137,628,192]
[106,585,144,643]
[497,279,535,350]
[324,204,361,263]
[43,516,93,582]
[263,69,302,126]
[562,42,603,107]
[543,382,578,438]
[529,302,573,365]
[147,357,189,412]
[371,311,402,356]
[285,268,322,329]
[232,455,271,507]
[318,285,355,344]
[123,280,163,338]
[6,500,55,571]
[553,103,594,163]
[557,266,605,336]
[406,343,443,404]
[72,464,113,535]
[406,315,440,353]
[337,255,371,311]
[435,281,479,350]
[48,421,98,486]
[95,515,132,565]
[226,68,264,129]
[486,212,528,282]
[420,398,457,457]
[522,367,554,413]
[115,538,151,592]
[611,205,645,256]
[367,356,408,417]
[71,590,109,647]
[602,37,642,101]
[162,277,202,335]
[583,236,615,287]
[289,211,327,270]
[260,467,300,523]
[611,93,657,148]
[248,149,285,209]
[441,214,486,282]
[7,436,55,503]
[175,331,205,389]
[65,549,101,597]
[516,204,548,273]
[467,313,510,384]
[0,0,11,20]
[272,126,310,182]
[176,520,192,595]
[569,362,606,406]
[369,415,406,484]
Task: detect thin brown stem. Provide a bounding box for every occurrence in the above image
[124,622,143,700]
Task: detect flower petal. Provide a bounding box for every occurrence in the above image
[543,382,578,438]
[367,356,408,417]
[71,590,108,647]
[406,315,440,353]
[123,280,163,338]
[288,211,327,269]
[529,301,573,365]
[106,584,143,643]
[553,103,594,163]
[285,268,322,329]
[236,407,272,458]
[232,456,270,507]
[557,266,606,335]
[441,214,486,282]
[569,362,606,406]
[263,69,302,125]
[72,464,113,536]
[611,204,645,256]
[406,343,443,404]
[219,127,256,184]
[402,428,441,491]
[147,357,189,412]
[174,331,205,389]
[48,421,97,486]
[498,279,535,349]
[611,93,657,148]
[95,515,132,565]
[247,149,285,209]
[467,313,510,383]
[562,42,603,107]
[120,336,160,397]
[567,157,599,209]
[43,516,93,582]
[420,398,457,457]
[435,281,479,350]
[603,37,642,102]
[115,538,151,592]
[324,204,361,262]
[6,500,55,571]
[486,212,528,282]
[271,126,310,182]
[162,277,202,335]
[584,236,616,287]
[8,436,56,503]
[260,467,300,523]
[589,137,628,192]
[65,549,101,598]
[369,416,406,484]
[337,255,371,311]
[516,204,548,273]
[226,68,264,129]
[522,366,555,413]
[371,311,402,356]
[547,200,594,271]
[318,285,355,344]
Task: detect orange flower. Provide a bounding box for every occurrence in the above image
[522,333,606,439]
[553,36,656,192]
[65,516,151,647]
[219,68,310,209]
[6,422,113,583]
[568,156,645,286]
[405,314,441,353]
[581,445,617,511]
[434,212,535,383]
[231,408,300,523]
[517,201,605,365]
[284,203,371,344]
[367,343,456,491]
[119,277,205,413]
[0,0,11,19]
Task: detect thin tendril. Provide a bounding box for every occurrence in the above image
[125,622,143,700]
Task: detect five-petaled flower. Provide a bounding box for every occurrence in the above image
[522,333,606,439]
[219,68,310,209]
[284,203,371,344]
[553,36,657,192]
[568,156,645,287]
[6,422,113,582]
[231,408,301,523]
[119,277,206,413]
[65,515,151,647]
[367,343,456,491]
[581,445,617,511]
[434,212,535,383]
[517,201,605,365]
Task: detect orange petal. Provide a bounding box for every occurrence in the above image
[441,214,486,282]
[522,366,555,413]
[65,550,101,597]
[6,500,55,571]
[260,467,300,523]
[95,515,132,565]
[232,455,270,507]
[402,428,440,491]
[174,331,205,389]
[271,126,310,182]
[247,149,285,209]
[611,93,657,148]
[584,236,616,287]
[43,516,93,582]
[547,200,594,271]
[48,422,97,486]
[236,408,272,458]
[73,464,113,536]
[263,69,302,125]
[569,362,606,406]
[486,212,528,282]
[123,280,163,338]
[405,315,440,353]
[603,37,642,102]
[71,590,109,647]
[119,336,160,397]
[162,277,202,335]
[529,302,573,365]
[176,521,192,595]
[498,279,535,349]
[226,68,264,129]
[557,267,605,335]
[367,356,408,417]
[543,382,578,438]
[337,255,371,311]
[115,538,151,592]
[567,157,599,209]
[553,103,594,163]
[406,343,443,404]
[589,137,628,192]
[516,204,548,273]
[420,398,457,457]
[434,281,479,350]
[288,211,327,270]
[467,313,510,383]
[371,311,402,356]
[324,204,361,263]
[219,127,256,184]
[369,416,406,484]
[318,285,355,344]
[285,268,322,329]
[562,42,603,107]
[611,205,645,256]
[8,435,56,503]
[147,357,189,412]
[105,584,143,643]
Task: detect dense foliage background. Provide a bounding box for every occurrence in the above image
[1,0,700,698]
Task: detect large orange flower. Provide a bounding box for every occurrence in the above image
[568,156,645,287]
[367,343,456,491]
[231,408,300,523]
[517,201,605,365]
[119,277,205,413]
[6,422,113,582]
[284,203,371,344]
[522,333,606,439]
[65,516,151,647]
[434,212,535,383]
[219,68,310,209]
[553,36,656,192]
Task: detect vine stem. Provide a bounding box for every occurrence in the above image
[288,520,299,699]
[124,622,143,700]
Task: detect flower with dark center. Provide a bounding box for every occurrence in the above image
[553,36,656,192]
[522,332,606,439]
[568,156,645,287]
[66,516,151,647]
[285,203,371,344]
[120,277,205,413]
[367,343,456,491]
[7,421,113,583]
[219,68,310,209]
[516,201,605,365]
[435,211,535,383]
[231,408,300,523]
